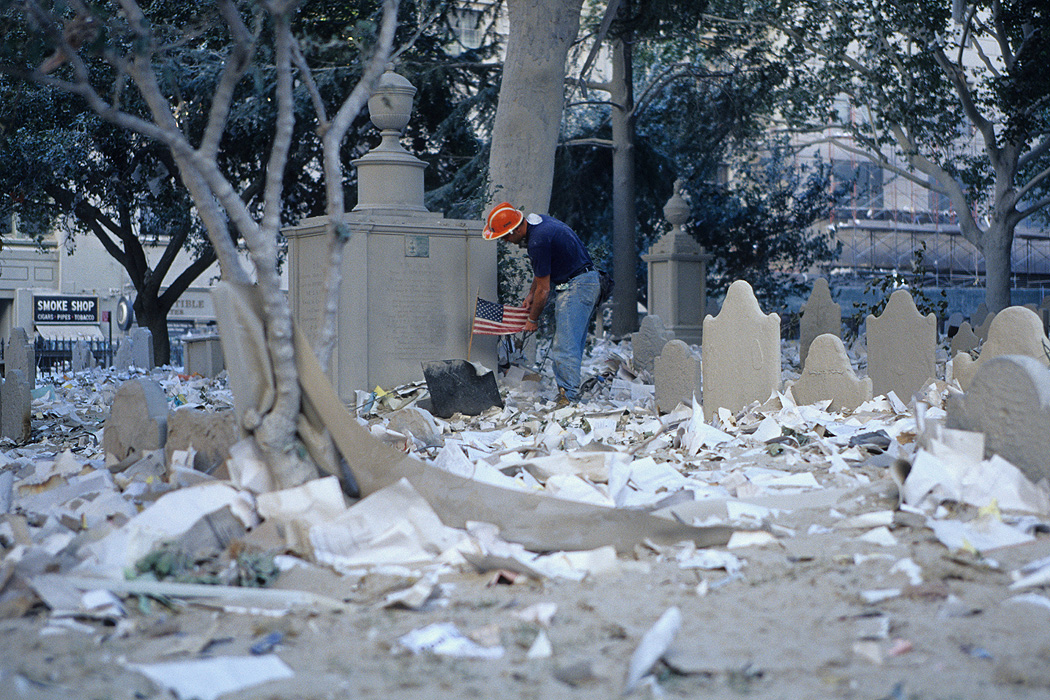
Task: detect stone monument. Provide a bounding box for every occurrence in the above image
[642,180,712,345]
[283,66,496,403]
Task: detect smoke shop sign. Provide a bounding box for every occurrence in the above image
[35,295,99,324]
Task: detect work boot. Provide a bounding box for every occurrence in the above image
[554,388,571,408]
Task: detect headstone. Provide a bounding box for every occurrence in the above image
[952,306,1049,390]
[975,310,995,342]
[946,355,1050,485]
[945,311,965,337]
[183,334,225,377]
[799,278,841,369]
[631,315,675,374]
[949,321,979,359]
[130,327,154,369]
[71,340,96,372]
[165,408,238,475]
[866,289,937,402]
[654,339,702,414]
[702,280,780,420]
[971,301,989,329]
[6,328,35,391]
[102,377,169,461]
[422,359,503,419]
[0,369,31,443]
[113,336,133,370]
[1040,296,1050,334]
[790,334,872,412]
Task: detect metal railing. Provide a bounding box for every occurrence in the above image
[34,338,113,373]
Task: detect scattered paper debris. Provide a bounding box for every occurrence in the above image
[128,655,294,700]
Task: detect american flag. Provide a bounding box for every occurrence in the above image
[472,297,529,335]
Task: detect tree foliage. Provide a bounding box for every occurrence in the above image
[750,0,1050,311]
[553,0,837,316]
[687,147,843,309]
[0,0,498,363]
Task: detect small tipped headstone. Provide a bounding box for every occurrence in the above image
[102,377,169,461]
[130,327,154,369]
[790,334,872,412]
[799,278,841,369]
[71,339,96,372]
[654,339,701,414]
[702,280,780,420]
[866,289,937,402]
[949,321,979,359]
[945,311,965,338]
[1,369,31,443]
[946,355,1050,485]
[113,336,133,370]
[953,306,1050,390]
[422,359,503,419]
[631,315,675,374]
[6,328,35,391]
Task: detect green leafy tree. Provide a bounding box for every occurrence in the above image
[751,0,1050,313]
[687,146,843,310]
[1,0,403,488]
[0,74,218,365]
[558,0,790,334]
[0,0,498,364]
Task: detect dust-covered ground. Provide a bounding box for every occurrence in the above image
[2,338,1050,700]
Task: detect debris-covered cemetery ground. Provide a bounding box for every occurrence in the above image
[3,337,1050,700]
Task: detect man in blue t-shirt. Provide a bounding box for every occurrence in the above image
[483,202,600,405]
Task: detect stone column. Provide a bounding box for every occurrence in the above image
[642,180,712,345]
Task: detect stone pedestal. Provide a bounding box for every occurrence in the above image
[642,181,711,345]
[285,215,497,402]
[183,334,225,377]
[284,65,497,403]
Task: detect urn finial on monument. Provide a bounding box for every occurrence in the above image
[641,178,713,345]
[353,63,432,215]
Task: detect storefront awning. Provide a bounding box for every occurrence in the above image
[35,324,105,340]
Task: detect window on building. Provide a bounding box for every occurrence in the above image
[832,159,883,215]
[449,7,484,51]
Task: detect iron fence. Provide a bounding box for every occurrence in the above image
[34,337,113,373]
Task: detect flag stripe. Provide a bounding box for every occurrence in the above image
[472,298,528,335]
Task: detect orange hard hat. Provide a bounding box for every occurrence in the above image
[482,202,524,240]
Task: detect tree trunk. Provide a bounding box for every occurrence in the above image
[609,29,638,337]
[981,223,1014,313]
[132,295,172,366]
[487,0,584,213]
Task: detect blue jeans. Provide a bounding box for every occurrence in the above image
[551,270,600,401]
